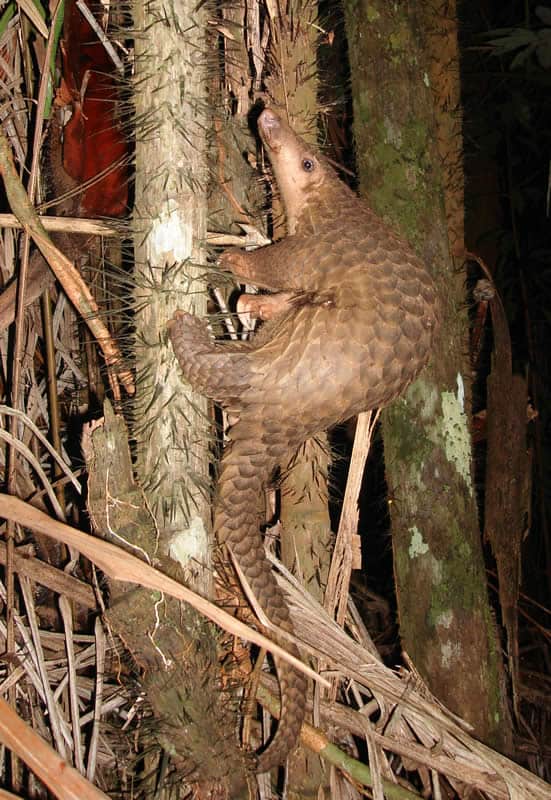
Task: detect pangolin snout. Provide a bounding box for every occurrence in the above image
[258,108,283,151]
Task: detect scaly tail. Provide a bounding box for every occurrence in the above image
[168,310,254,401]
[169,310,307,770]
[215,429,307,772]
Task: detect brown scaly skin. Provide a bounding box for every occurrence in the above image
[168,108,439,772]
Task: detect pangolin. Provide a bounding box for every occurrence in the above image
[168,107,439,772]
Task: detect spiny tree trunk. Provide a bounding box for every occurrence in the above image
[264,1,332,613]
[343,0,511,750]
[133,1,210,555]
[127,0,249,792]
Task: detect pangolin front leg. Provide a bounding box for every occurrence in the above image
[219,242,297,291]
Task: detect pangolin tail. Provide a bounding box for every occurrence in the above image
[215,429,307,773]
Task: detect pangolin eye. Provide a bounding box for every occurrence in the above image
[302,158,315,172]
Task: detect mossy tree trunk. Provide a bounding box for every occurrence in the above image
[343,0,511,750]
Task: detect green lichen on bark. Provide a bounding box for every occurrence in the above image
[383,342,506,748]
[346,4,441,252]
[439,386,473,494]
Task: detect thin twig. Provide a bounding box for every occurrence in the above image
[86,618,105,782]
[3,0,65,765]
[0,213,121,236]
[19,576,69,759]
[256,683,423,800]
[0,696,110,800]
[0,430,65,519]
[59,596,84,773]
[0,406,81,493]
[325,409,380,628]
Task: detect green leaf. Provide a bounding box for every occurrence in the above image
[487,27,536,54]
[0,3,16,37]
[42,0,65,119]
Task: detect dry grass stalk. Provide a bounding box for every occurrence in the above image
[278,567,551,800]
[0,214,121,237]
[0,493,325,687]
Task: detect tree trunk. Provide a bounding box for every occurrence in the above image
[343,0,511,751]
[128,0,249,792]
[207,3,334,794]
[262,1,332,614]
[133,0,210,565]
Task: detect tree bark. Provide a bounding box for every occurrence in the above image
[261,1,332,617]
[343,0,511,751]
[210,3,334,794]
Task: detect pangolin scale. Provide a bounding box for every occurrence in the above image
[168,108,439,773]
